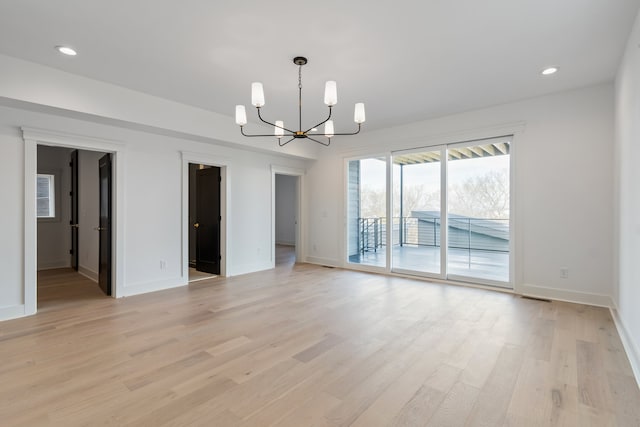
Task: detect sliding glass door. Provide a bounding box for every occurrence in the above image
[446,139,510,284]
[347,157,387,269]
[347,136,512,288]
[391,147,445,276]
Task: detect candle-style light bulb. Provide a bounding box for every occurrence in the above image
[275,120,284,138]
[325,120,334,138]
[324,81,337,106]
[251,82,265,107]
[354,103,366,124]
[235,105,247,125]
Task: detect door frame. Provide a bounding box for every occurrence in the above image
[341,126,522,291]
[194,166,222,275]
[181,151,228,279]
[271,165,305,267]
[98,153,113,295]
[22,127,125,316]
[70,149,79,271]
[342,151,391,276]
[389,144,448,281]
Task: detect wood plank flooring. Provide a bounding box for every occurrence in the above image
[1,256,639,426]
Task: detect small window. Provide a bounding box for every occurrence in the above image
[36,174,55,218]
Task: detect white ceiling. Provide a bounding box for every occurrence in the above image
[0,0,638,133]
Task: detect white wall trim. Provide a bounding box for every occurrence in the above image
[37,261,71,271]
[122,277,186,297]
[22,127,126,318]
[23,127,124,152]
[610,306,640,388]
[181,151,230,280]
[24,138,37,315]
[78,266,99,283]
[0,305,26,322]
[229,261,274,277]
[271,165,306,267]
[519,283,613,308]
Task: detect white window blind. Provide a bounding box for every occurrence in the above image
[37,174,55,218]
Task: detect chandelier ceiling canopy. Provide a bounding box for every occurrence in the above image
[235,56,365,147]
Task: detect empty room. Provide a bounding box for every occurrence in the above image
[1,1,640,426]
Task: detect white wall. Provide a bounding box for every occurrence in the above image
[275,174,297,246]
[306,83,615,306]
[614,10,640,380]
[0,102,310,320]
[36,145,72,270]
[0,128,25,316]
[77,150,103,281]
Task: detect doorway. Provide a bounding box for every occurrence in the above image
[24,128,124,316]
[188,163,221,282]
[35,145,113,311]
[275,174,298,266]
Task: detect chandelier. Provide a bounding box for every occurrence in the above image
[235,56,366,147]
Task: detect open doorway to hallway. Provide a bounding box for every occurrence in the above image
[188,163,221,282]
[275,174,298,267]
[36,145,112,311]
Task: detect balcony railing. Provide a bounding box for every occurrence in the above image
[357,216,509,255]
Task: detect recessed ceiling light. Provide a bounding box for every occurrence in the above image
[541,67,558,75]
[311,128,318,132]
[56,46,77,56]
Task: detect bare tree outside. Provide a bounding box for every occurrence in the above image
[361,169,509,219]
[449,169,509,219]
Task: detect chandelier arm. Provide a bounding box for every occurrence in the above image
[240,126,295,138]
[303,106,333,134]
[278,137,296,147]
[311,123,362,137]
[329,123,362,136]
[306,136,331,146]
[256,107,297,133]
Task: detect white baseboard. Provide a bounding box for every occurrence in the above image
[305,256,342,268]
[519,283,613,308]
[230,261,273,277]
[78,266,98,283]
[37,260,70,271]
[610,306,640,388]
[0,304,26,321]
[122,277,187,297]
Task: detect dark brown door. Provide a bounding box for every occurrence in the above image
[98,154,112,295]
[195,167,221,274]
[70,150,79,270]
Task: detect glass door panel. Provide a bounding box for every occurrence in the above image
[347,158,387,268]
[446,140,510,284]
[391,149,442,275]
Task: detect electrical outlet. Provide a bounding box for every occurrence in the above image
[560,267,569,279]
[160,260,167,270]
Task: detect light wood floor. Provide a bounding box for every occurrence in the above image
[36,268,108,312]
[1,259,639,426]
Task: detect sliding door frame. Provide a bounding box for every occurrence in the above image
[445,137,513,289]
[390,145,448,280]
[344,152,391,275]
[343,133,516,290]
